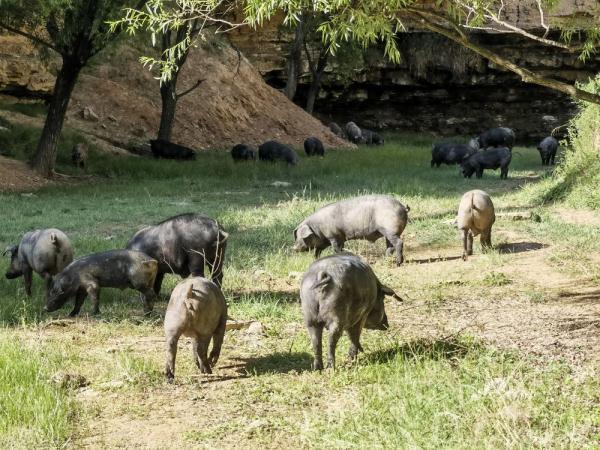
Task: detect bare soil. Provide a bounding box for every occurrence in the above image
[0,155,53,192]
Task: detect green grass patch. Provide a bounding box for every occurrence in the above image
[0,335,74,448]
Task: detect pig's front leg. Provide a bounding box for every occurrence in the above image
[329,238,343,253]
[23,267,33,297]
[69,287,87,317]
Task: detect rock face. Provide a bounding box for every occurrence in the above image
[0,33,56,97]
[228,1,600,142]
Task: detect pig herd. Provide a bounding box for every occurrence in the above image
[4,188,498,379]
[431,127,559,179]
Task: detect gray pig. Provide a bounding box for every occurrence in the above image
[4,229,73,297]
[300,253,402,370]
[537,136,558,166]
[163,277,227,381]
[345,122,363,144]
[293,195,410,265]
[456,190,496,260]
[45,250,158,316]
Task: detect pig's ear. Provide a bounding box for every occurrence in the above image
[297,223,314,240]
[186,284,194,298]
[3,245,16,257]
[381,285,403,302]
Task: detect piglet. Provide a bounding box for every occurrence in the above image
[456,190,496,260]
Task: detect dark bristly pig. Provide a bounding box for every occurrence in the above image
[45,250,158,316]
[474,127,515,150]
[329,122,346,139]
[150,139,196,160]
[258,140,299,165]
[4,229,73,297]
[293,195,410,265]
[300,253,402,370]
[231,144,256,161]
[72,143,88,169]
[163,277,227,381]
[456,190,496,260]
[304,137,325,157]
[126,213,228,294]
[361,128,384,145]
[537,136,558,165]
[461,147,512,179]
[431,142,477,167]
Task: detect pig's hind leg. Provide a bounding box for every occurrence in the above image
[347,320,365,362]
[326,323,342,369]
[307,324,324,370]
[85,283,101,315]
[384,233,404,265]
[193,335,212,374]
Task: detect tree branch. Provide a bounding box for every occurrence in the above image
[0,22,60,53]
[176,79,205,99]
[408,11,600,105]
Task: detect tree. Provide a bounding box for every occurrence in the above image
[0,0,143,177]
[113,0,240,142]
[300,12,329,114]
[284,19,304,100]
[156,20,204,141]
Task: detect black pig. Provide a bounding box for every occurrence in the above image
[258,140,299,165]
[461,147,512,179]
[304,137,325,156]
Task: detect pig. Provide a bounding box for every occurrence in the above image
[345,122,363,144]
[45,250,158,316]
[461,147,512,179]
[329,122,346,139]
[456,190,495,260]
[431,142,477,167]
[231,144,256,161]
[163,277,227,381]
[474,127,515,150]
[4,229,73,297]
[293,195,410,265]
[537,136,558,165]
[150,139,196,160]
[304,137,325,157]
[258,140,299,165]
[126,213,228,293]
[72,143,88,169]
[361,128,384,145]
[300,253,402,370]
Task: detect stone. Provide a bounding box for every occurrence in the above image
[81,106,99,122]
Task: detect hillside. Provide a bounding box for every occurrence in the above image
[0,33,350,155]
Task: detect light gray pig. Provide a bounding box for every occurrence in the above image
[163,277,227,381]
[300,253,402,370]
[293,195,410,265]
[456,190,495,260]
[4,229,73,297]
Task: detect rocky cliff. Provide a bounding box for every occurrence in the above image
[228,1,600,142]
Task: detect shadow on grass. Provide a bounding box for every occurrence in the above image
[497,242,547,254]
[365,337,474,365]
[235,351,313,375]
[558,288,600,304]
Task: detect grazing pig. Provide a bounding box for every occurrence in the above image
[293,195,410,265]
[329,122,346,139]
[231,144,256,161]
[4,229,73,297]
[461,147,512,179]
[537,136,558,165]
[45,250,158,316]
[361,128,384,145]
[456,190,495,260]
[150,139,196,160]
[258,140,299,165]
[72,143,88,169]
[304,137,325,156]
[431,142,477,167]
[475,127,515,150]
[163,277,227,381]
[300,253,402,370]
[345,122,363,144]
[126,213,228,293]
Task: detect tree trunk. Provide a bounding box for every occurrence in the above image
[31,57,82,177]
[306,51,328,114]
[285,22,304,100]
[158,77,178,142]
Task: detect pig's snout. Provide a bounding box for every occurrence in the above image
[5,271,21,279]
[292,242,307,253]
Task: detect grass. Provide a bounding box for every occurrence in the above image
[0,132,598,447]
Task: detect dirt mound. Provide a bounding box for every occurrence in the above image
[67,42,351,152]
[0,155,53,191]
